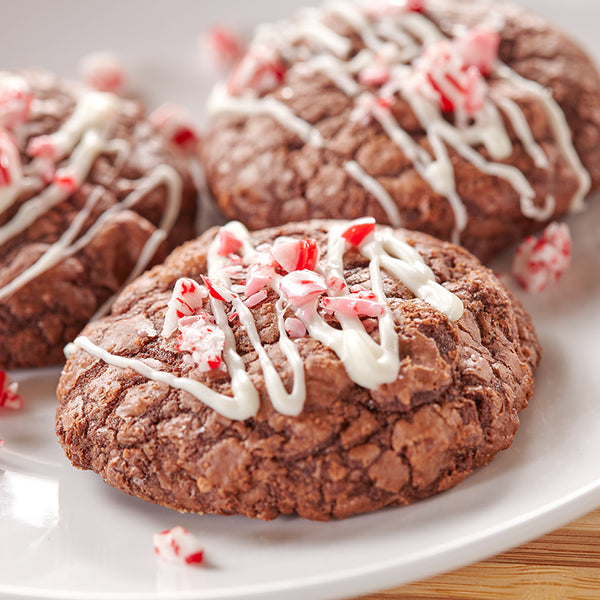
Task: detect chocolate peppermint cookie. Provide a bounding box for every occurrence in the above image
[56,218,540,521]
[202,0,600,262]
[0,69,198,369]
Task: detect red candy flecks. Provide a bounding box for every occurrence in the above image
[0,85,33,131]
[0,131,21,188]
[271,238,319,273]
[79,51,128,95]
[162,277,209,339]
[153,526,204,566]
[321,288,386,318]
[0,370,24,411]
[216,229,243,257]
[149,103,200,154]
[176,313,225,371]
[278,270,328,307]
[341,217,376,247]
[410,27,499,115]
[227,45,286,96]
[513,222,572,293]
[199,25,246,71]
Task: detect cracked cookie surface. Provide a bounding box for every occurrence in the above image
[0,69,198,369]
[203,0,600,262]
[56,221,540,521]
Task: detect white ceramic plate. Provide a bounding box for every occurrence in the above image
[1,1,600,599]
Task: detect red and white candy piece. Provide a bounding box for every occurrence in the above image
[455,28,501,77]
[162,277,209,338]
[0,371,23,410]
[79,51,128,95]
[0,78,33,130]
[153,526,204,566]
[361,0,424,19]
[341,217,376,247]
[149,103,200,154]
[227,45,286,96]
[244,261,276,297]
[198,25,246,72]
[177,313,225,371]
[321,289,386,318]
[201,275,236,303]
[513,222,572,293]
[410,28,498,115]
[0,131,21,190]
[278,270,328,307]
[284,317,307,339]
[216,228,243,256]
[271,238,319,273]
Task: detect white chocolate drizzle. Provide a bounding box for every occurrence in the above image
[69,220,464,420]
[0,76,185,312]
[207,0,591,240]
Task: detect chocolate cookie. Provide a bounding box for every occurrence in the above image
[56,218,541,521]
[202,0,600,262]
[0,69,198,369]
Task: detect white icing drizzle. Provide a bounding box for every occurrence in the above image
[344,160,402,226]
[0,81,185,312]
[492,95,550,169]
[207,0,592,240]
[70,220,464,420]
[66,335,261,421]
[207,83,324,148]
[0,132,23,216]
[496,63,591,212]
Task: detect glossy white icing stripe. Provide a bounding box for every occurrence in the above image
[90,164,183,320]
[66,335,260,421]
[207,222,307,416]
[71,219,464,419]
[207,0,592,242]
[207,83,324,148]
[0,186,104,301]
[493,95,550,169]
[344,160,402,226]
[496,63,591,211]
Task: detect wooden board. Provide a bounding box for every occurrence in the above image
[355,506,600,600]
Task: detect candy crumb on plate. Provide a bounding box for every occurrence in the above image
[513,222,572,293]
[153,526,204,566]
[78,51,128,94]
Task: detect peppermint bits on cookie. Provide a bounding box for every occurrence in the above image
[513,222,572,293]
[153,527,204,566]
[0,371,23,410]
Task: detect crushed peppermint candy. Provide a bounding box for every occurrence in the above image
[341,217,376,247]
[245,261,276,297]
[244,289,269,308]
[0,371,23,410]
[198,25,246,72]
[149,103,200,153]
[153,526,204,566]
[0,78,32,130]
[278,270,328,307]
[271,238,319,273]
[216,228,243,256]
[177,313,225,371]
[284,317,307,339]
[162,277,209,339]
[360,0,425,19]
[410,27,499,115]
[513,222,572,293]
[227,45,286,96]
[0,131,21,189]
[321,289,386,318]
[79,51,128,94]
